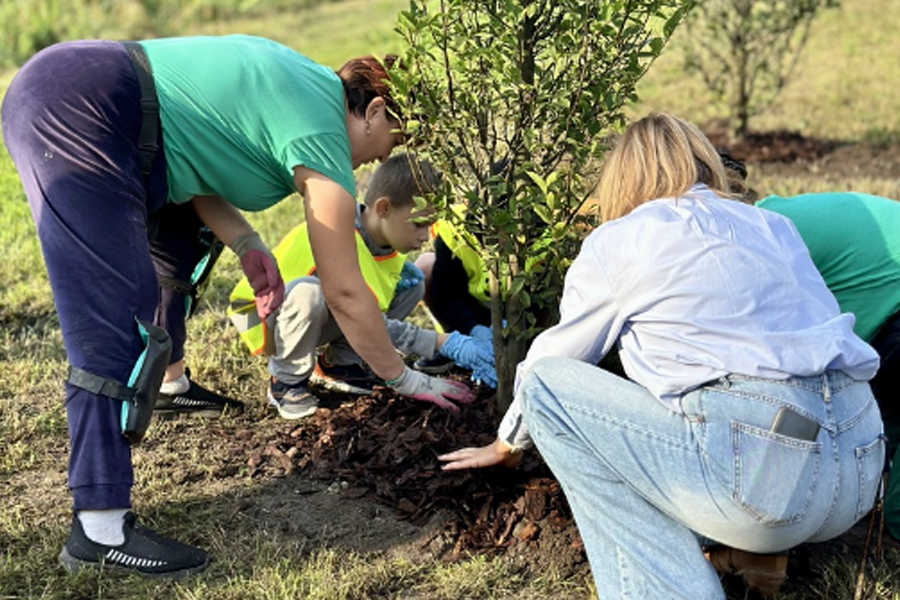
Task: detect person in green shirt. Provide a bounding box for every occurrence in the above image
[2,35,473,578]
[755,191,900,534]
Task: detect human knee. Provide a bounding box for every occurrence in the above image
[519,357,574,423]
[281,278,327,319]
[387,280,425,320]
[414,251,435,286]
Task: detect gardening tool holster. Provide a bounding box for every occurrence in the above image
[67,318,172,444]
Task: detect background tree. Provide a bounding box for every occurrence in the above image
[679,0,839,141]
[392,0,689,410]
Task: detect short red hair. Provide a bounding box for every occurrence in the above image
[337,54,401,120]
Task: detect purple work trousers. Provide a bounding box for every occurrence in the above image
[2,40,170,511]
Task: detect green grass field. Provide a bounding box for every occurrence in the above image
[2,1,900,598]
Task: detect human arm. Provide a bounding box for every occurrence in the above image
[439,384,531,469]
[298,169,405,378]
[437,331,497,388]
[297,167,475,408]
[190,195,254,247]
[394,261,424,293]
[469,324,493,342]
[441,230,619,468]
[192,195,283,318]
[439,438,522,470]
[384,318,497,388]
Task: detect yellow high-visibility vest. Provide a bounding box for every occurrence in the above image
[229,222,406,355]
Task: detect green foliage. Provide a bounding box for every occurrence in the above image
[0,0,344,68]
[680,0,840,140]
[392,0,689,407]
[1,3,900,599]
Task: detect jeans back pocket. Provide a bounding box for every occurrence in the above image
[732,422,821,526]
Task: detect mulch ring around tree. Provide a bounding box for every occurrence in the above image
[242,368,900,599]
[245,375,586,568]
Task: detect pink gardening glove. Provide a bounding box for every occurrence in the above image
[232,232,285,320]
[388,366,475,413]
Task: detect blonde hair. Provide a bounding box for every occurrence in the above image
[595,113,731,222]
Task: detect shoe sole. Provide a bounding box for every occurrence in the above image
[155,396,245,418]
[154,406,242,419]
[59,547,209,579]
[266,392,317,420]
[309,372,374,396]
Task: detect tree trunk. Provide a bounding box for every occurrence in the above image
[492,316,529,414]
[488,254,530,413]
[730,37,750,140]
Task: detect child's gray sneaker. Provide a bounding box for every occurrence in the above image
[267,377,318,419]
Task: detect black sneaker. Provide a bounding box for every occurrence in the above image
[309,358,382,395]
[155,369,244,417]
[267,377,318,419]
[413,355,455,375]
[59,512,209,578]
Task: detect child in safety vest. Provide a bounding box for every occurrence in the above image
[229,153,497,420]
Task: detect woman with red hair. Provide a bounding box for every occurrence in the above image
[2,35,473,577]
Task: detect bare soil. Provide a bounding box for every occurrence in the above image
[240,376,898,599]
[706,125,900,182]
[227,130,900,598]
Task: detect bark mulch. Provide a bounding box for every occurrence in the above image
[245,380,582,562]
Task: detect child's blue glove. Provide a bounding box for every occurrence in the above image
[395,261,424,293]
[469,324,492,342]
[438,331,497,389]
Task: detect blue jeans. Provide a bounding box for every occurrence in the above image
[520,357,885,600]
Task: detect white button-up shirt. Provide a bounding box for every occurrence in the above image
[500,185,879,449]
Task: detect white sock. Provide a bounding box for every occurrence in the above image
[159,374,190,395]
[77,509,128,546]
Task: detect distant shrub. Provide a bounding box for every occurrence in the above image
[679,0,839,141]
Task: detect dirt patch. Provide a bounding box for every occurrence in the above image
[705,123,900,182]
[242,379,588,577]
[243,381,899,599]
[242,376,896,600]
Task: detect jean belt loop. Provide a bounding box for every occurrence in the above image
[822,371,832,403]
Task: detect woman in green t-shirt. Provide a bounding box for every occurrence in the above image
[1,35,473,578]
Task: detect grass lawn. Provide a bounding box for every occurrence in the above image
[2,1,900,599]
